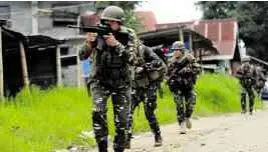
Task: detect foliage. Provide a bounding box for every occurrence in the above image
[0,74,263,151]
[196,1,268,61]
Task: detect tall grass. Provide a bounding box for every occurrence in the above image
[0,74,262,151]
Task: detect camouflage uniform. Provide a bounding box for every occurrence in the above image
[167,41,200,133]
[168,57,200,125]
[236,61,256,114]
[254,66,266,97]
[79,6,138,152]
[126,43,166,148]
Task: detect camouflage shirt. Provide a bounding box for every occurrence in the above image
[236,62,256,88]
[79,26,138,88]
[168,54,200,89]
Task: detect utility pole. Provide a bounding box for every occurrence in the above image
[31,1,38,35]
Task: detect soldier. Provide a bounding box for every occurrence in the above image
[125,41,167,148]
[236,57,256,115]
[79,6,138,152]
[167,41,200,134]
[254,66,266,98]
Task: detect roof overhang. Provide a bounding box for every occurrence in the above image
[137,26,214,48]
[200,55,233,61]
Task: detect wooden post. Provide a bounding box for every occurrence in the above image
[179,28,184,42]
[189,32,193,52]
[199,48,203,72]
[19,42,30,87]
[76,46,81,88]
[0,27,4,100]
[56,46,62,86]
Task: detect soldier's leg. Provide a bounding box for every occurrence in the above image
[157,81,164,99]
[144,83,162,146]
[241,87,247,113]
[248,89,255,114]
[185,90,196,129]
[144,83,161,134]
[173,90,185,124]
[125,89,143,148]
[91,82,109,152]
[185,90,196,118]
[111,86,131,152]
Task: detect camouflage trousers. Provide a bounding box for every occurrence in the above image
[90,81,131,151]
[172,88,196,124]
[157,80,164,98]
[127,82,161,139]
[241,86,255,112]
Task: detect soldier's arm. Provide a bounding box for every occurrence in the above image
[144,46,162,64]
[114,28,137,65]
[145,46,168,74]
[192,61,202,75]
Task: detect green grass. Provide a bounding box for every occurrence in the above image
[0,74,263,151]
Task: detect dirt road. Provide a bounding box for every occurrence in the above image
[88,109,268,152]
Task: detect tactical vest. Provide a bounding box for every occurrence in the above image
[94,37,130,88]
[176,64,195,89]
[241,63,255,88]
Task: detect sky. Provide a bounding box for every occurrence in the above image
[135,0,203,24]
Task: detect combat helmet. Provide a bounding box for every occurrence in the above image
[101,6,125,23]
[170,41,185,51]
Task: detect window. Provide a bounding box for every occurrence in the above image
[52,3,79,27]
[60,47,69,55]
[0,5,10,20]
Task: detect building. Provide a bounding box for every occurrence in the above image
[0,1,97,86]
[138,26,217,71]
[156,18,241,74]
[0,23,63,97]
[135,11,157,32]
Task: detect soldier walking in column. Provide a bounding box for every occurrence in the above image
[167,41,201,134]
[79,6,138,152]
[125,41,167,148]
[236,57,256,115]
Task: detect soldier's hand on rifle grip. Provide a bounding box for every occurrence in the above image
[103,33,119,47]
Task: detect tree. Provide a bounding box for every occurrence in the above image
[95,1,143,31]
[196,2,268,61]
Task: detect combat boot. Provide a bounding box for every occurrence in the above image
[249,109,253,115]
[114,148,124,152]
[97,140,108,152]
[186,118,192,129]
[179,121,186,134]
[154,133,163,147]
[125,134,131,149]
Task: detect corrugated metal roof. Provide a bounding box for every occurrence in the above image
[156,18,238,56]
[2,27,63,50]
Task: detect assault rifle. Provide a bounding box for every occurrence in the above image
[67,24,129,45]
